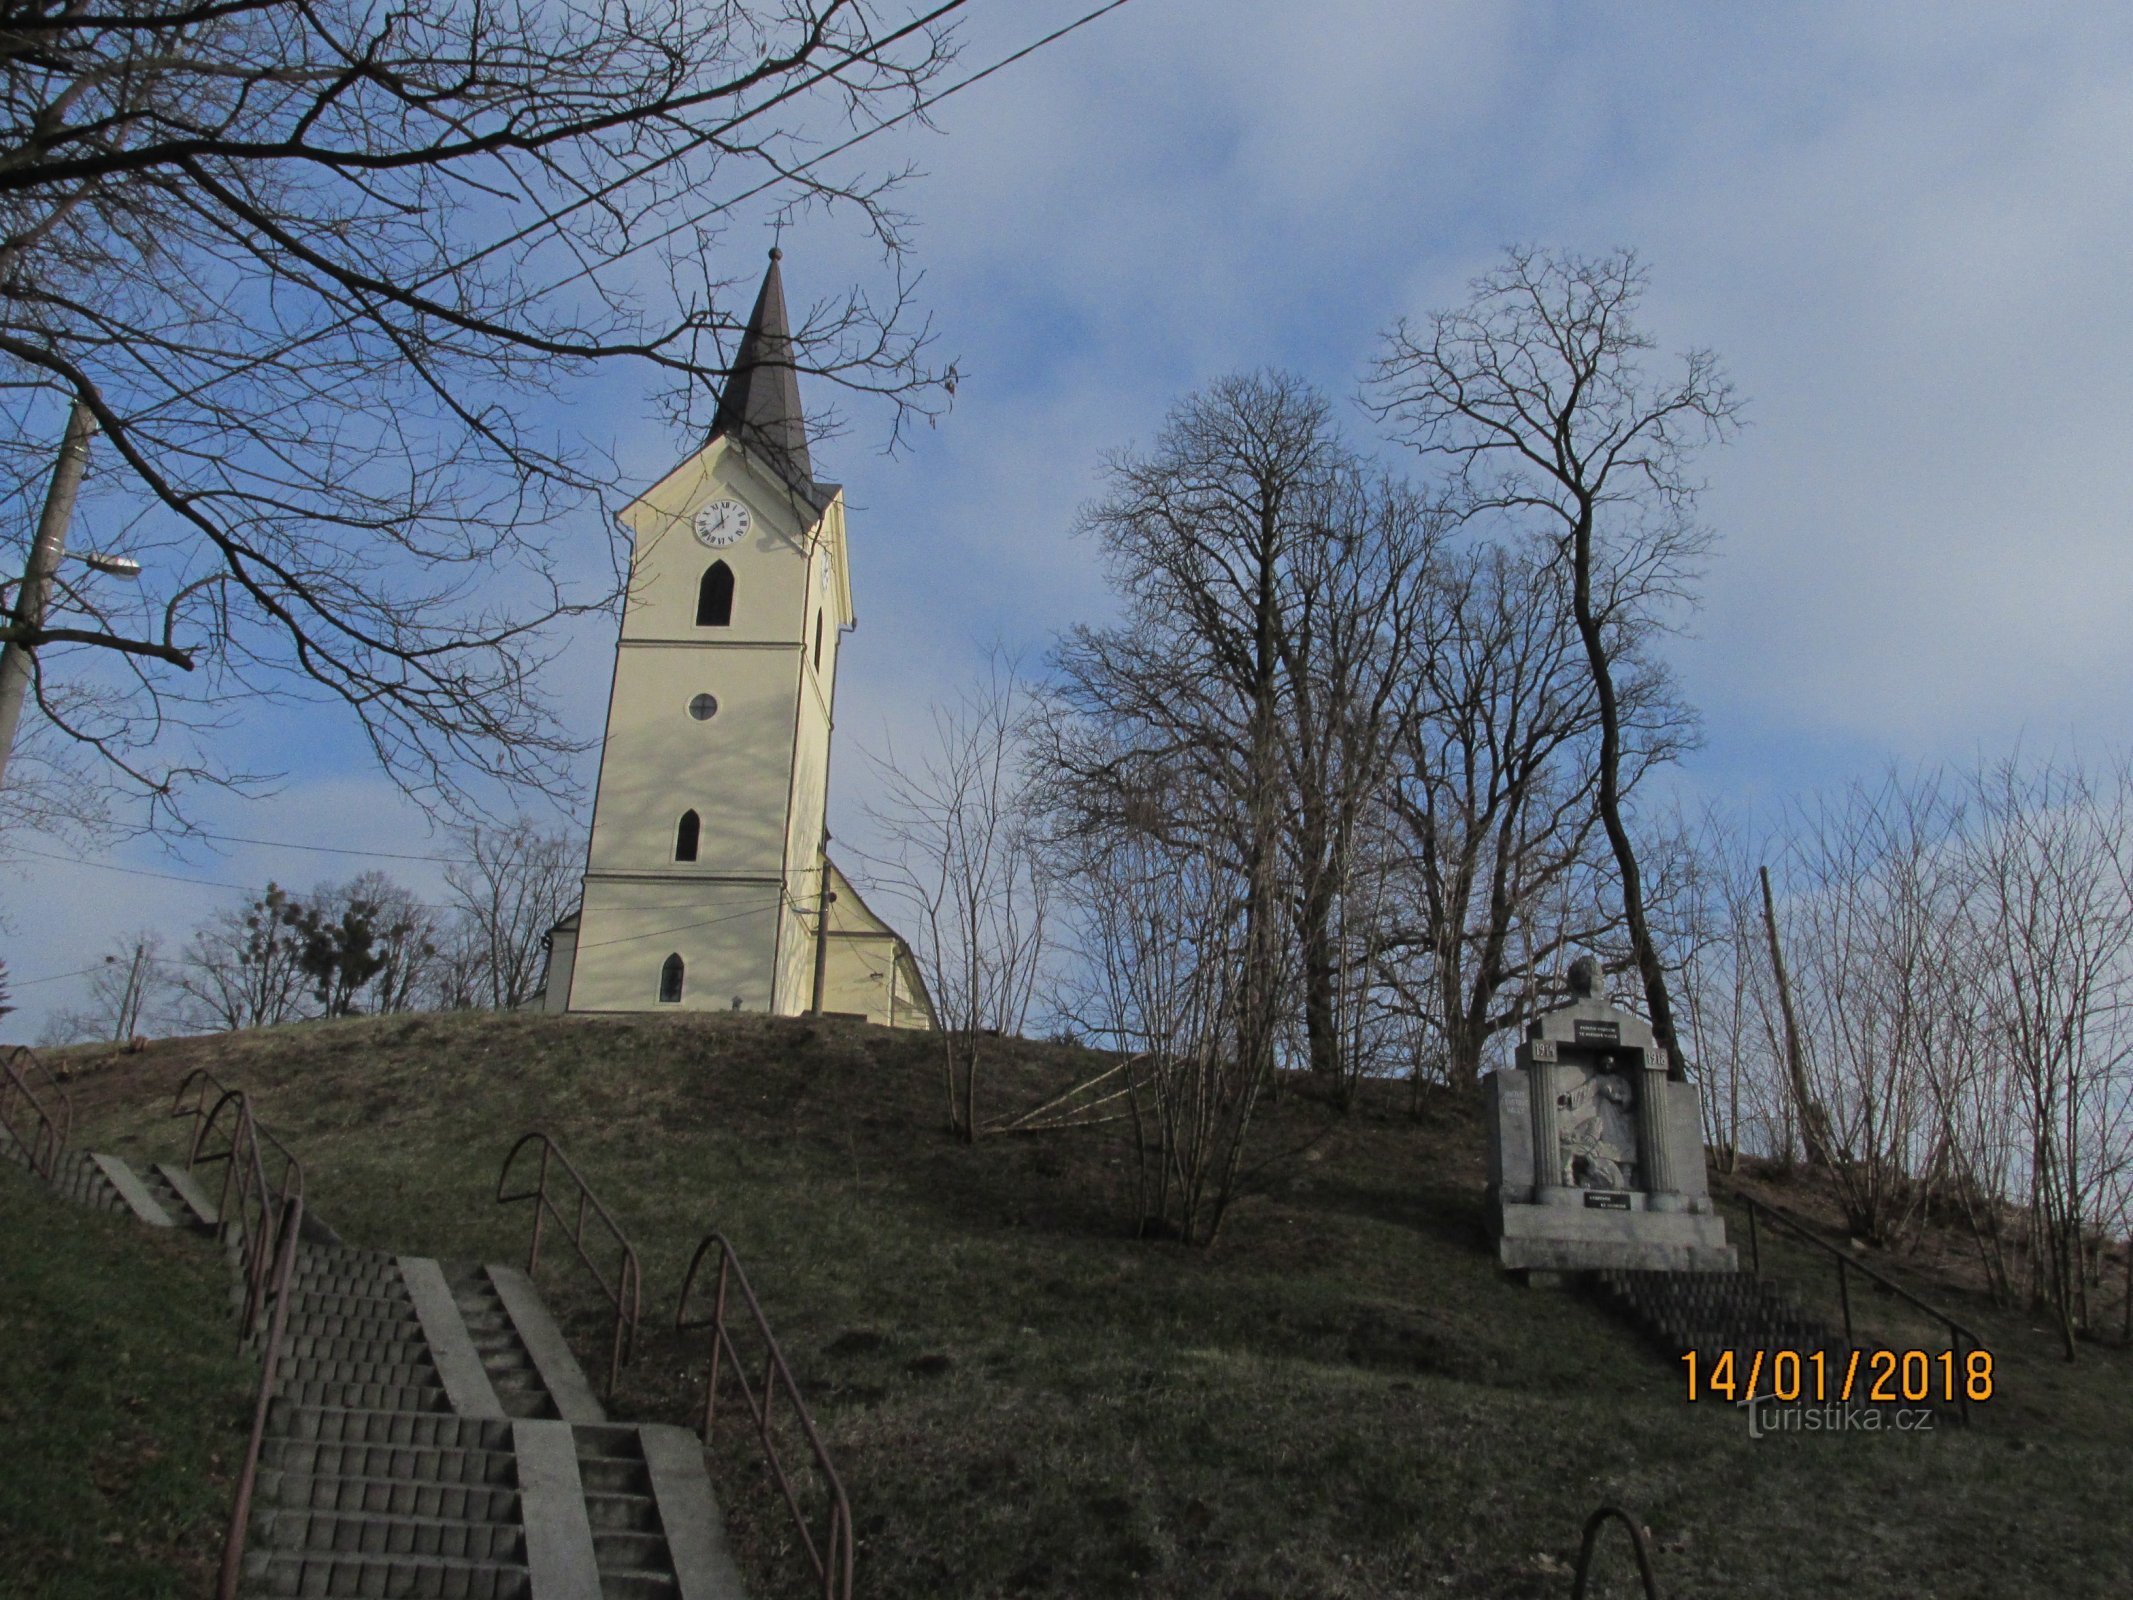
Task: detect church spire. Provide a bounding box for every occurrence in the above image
[710,246,813,488]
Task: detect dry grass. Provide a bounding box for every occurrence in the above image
[46,1010,2133,1599]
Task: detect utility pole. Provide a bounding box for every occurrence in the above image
[809,831,836,1014]
[0,398,97,792]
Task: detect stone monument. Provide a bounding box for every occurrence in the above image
[1484,958,1735,1275]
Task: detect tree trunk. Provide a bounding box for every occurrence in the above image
[1569,501,1688,1080]
[1758,864,1826,1164]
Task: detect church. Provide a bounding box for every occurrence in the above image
[537,250,933,1029]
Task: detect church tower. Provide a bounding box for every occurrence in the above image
[543,250,931,1026]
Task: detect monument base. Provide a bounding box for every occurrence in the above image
[1489,1195,1737,1274]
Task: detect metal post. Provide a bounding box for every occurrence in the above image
[1837,1257,1853,1344]
[1748,1203,1761,1277]
[528,1144,549,1276]
[705,1256,730,1440]
[810,835,834,1015]
[0,398,96,792]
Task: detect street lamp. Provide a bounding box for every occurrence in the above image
[75,552,141,580]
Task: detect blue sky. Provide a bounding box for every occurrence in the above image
[9,0,2133,1037]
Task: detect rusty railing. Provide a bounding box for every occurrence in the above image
[0,1044,71,1180]
[174,1069,305,1336]
[677,1232,854,1600]
[495,1131,642,1396]
[1571,1505,1662,1599]
[1739,1192,1981,1425]
[217,1191,304,1600]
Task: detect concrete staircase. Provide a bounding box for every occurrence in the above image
[11,1134,750,1598]
[1592,1266,1848,1364]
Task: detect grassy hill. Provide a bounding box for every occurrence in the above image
[40,1009,2133,1599]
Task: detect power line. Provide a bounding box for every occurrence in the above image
[11,962,108,988]
[11,846,258,893]
[8,846,457,912]
[570,895,788,952]
[544,0,1141,300]
[184,830,459,864]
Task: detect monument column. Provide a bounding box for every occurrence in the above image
[1527,1040,1572,1205]
[1636,1059,1685,1211]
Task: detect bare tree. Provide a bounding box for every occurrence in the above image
[1054,820,1274,1246]
[39,926,163,1043]
[170,880,309,1030]
[1377,533,1693,1089]
[443,819,579,1009]
[864,653,1049,1141]
[0,0,1118,824]
[1044,371,1430,1094]
[1966,755,2133,1357]
[1371,247,1740,1080]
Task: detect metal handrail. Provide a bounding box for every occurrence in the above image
[676,1231,854,1600]
[181,1075,305,1337]
[1737,1192,1980,1425]
[0,1044,71,1180]
[173,1068,303,1191]
[1571,1505,1662,1599]
[218,1192,304,1600]
[495,1131,643,1396]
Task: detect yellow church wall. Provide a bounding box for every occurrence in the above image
[567,877,782,1013]
[617,440,828,647]
[585,642,800,879]
[812,862,936,1028]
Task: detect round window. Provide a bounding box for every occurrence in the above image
[687,693,719,721]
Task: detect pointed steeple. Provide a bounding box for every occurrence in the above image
[710,247,814,490]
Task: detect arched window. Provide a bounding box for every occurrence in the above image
[696,561,734,627]
[659,953,685,1004]
[674,809,700,862]
[813,609,824,670]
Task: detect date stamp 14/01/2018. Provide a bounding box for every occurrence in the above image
[1681,1346,1993,1407]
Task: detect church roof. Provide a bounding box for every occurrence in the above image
[711,249,833,510]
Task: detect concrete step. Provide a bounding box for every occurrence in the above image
[297,1241,400,1269]
[284,1285,423,1320]
[594,1530,673,1573]
[83,1152,177,1226]
[281,1305,426,1348]
[290,1268,411,1300]
[484,1265,606,1424]
[280,1331,438,1367]
[239,1547,530,1599]
[575,1455,652,1497]
[257,1506,526,1563]
[278,1355,441,1390]
[261,1472,520,1525]
[402,1257,506,1421]
[512,1419,603,1600]
[262,1438,519,1489]
[270,1407,518,1453]
[132,1161,207,1232]
[273,1374,456,1414]
[583,1493,663,1534]
[636,1425,750,1600]
[152,1160,223,1228]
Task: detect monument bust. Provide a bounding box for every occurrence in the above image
[1482,960,1735,1276]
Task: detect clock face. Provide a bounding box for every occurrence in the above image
[693,498,750,548]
